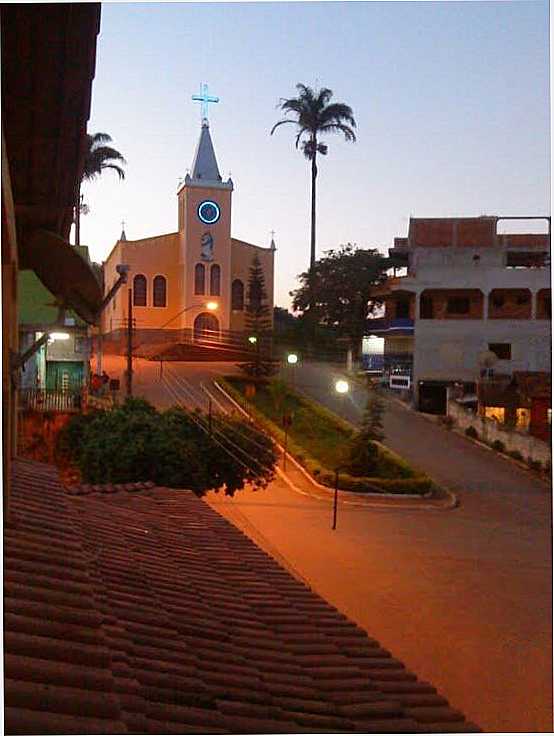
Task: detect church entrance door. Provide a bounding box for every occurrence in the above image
[194,312,220,342]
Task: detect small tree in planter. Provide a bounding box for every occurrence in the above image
[347,391,385,476]
[240,255,278,377]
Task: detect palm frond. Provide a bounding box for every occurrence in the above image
[101,163,126,180]
[88,146,127,164]
[318,122,357,142]
[270,119,298,135]
[89,132,113,147]
[319,103,356,127]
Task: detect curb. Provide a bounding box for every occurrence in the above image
[213,379,458,511]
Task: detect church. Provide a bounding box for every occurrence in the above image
[101,93,275,345]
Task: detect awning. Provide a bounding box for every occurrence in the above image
[19,229,102,325]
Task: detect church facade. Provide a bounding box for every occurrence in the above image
[101,118,275,343]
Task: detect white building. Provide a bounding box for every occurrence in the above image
[371,216,551,412]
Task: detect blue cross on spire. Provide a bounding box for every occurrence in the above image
[192,83,219,124]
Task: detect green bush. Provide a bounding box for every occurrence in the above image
[57,398,278,495]
[527,457,542,472]
[509,449,524,462]
[491,439,506,453]
[465,426,479,439]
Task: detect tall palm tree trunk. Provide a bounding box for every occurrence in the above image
[310,152,317,271]
[308,147,317,326]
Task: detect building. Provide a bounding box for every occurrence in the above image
[18,246,98,402]
[101,116,275,347]
[477,370,551,441]
[371,216,551,412]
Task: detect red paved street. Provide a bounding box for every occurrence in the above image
[100,355,553,732]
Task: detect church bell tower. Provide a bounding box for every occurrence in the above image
[177,87,233,332]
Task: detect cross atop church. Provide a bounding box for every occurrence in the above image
[192,83,219,124]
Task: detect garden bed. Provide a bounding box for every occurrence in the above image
[221,376,434,495]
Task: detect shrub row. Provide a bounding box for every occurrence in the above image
[462,422,548,473]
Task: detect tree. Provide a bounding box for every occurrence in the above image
[291,244,389,356]
[271,83,356,310]
[240,255,277,376]
[347,391,385,476]
[57,398,278,495]
[75,132,126,246]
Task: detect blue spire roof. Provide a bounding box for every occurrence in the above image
[191,121,222,183]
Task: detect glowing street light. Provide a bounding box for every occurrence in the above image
[206,301,218,311]
[287,353,298,365]
[248,335,258,344]
[335,379,349,394]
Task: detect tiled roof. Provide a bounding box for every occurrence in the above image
[5,459,480,734]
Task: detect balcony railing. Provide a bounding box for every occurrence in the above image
[366,318,414,335]
[19,388,82,413]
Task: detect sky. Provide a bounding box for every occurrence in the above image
[82,0,551,308]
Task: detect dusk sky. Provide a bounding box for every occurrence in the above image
[81,0,550,308]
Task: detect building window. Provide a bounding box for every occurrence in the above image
[484,406,505,423]
[194,264,205,295]
[491,295,505,309]
[447,297,470,315]
[231,279,244,310]
[420,295,434,319]
[210,264,221,296]
[153,275,167,307]
[488,343,511,360]
[516,293,530,305]
[133,275,147,306]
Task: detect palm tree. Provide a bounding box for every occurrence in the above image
[74,132,126,246]
[271,84,356,276]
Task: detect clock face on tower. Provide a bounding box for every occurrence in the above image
[197,200,220,225]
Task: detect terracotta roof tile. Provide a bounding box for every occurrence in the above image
[5,459,479,733]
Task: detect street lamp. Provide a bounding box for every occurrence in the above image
[248,335,258,345]
[335,379,349,394]
[206,301,218,312]
[286,352,299,389]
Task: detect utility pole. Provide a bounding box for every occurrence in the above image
[126,288,133,397]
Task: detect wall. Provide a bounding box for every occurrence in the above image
[102,233,182,333]
[414,319,551,384]
[448,398,552,468]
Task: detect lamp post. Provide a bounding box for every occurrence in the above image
[287,352,298,388]
[331,379,350,530]
[332,465,349,531]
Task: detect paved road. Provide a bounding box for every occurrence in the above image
[100,356,553,732]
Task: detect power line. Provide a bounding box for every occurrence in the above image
[160,369,275,478]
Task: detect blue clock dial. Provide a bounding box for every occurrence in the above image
[198,200,220,224]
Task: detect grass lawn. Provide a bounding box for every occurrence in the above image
[222,376,433,495]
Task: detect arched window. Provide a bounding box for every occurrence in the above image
[133,274,147,306]
[194,264,205,295]
[210,264,221,296]
[231,279,244,310]
[153,275,167,307]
